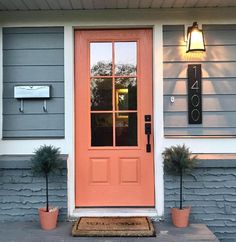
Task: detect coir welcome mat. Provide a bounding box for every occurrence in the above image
[72,217,155,237]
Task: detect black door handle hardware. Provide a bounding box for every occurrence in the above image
[145,123,151,135]
[146,143,151,153]
[145,123,151,152]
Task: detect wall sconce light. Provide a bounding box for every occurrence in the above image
[186,22,206,53]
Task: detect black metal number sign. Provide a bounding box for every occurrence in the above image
[188,64,202,124]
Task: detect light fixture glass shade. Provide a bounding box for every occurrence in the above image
[186,22,206,53]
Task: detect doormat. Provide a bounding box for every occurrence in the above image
[72,217,155,237]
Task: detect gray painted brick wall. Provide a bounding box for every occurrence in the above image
[165,161,236,242]
[0,155,67,221]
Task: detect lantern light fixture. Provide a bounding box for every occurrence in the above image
[186,22,206,53]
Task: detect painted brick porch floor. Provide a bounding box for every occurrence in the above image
[0,221,219,242]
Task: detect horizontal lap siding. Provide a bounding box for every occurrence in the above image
[2,27,64,139]
[3,98,64,114]
[4,115,64,130]
[3,66,64,81]
[165,112,236,127]
[163,25,236,136]
[164,95,236,112]
[3,49,64,66]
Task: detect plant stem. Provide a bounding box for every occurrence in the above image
[180,168,183,210]
[45,173,49,212]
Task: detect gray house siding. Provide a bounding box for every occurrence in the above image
[0,155,67,221]
[165,156,236,242]
[3,27,64,139]
[163,25,236,136]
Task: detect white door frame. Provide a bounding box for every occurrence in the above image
[68,25,164,218]
[64,25,164,218]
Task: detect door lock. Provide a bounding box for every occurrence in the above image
[144,115,151,122]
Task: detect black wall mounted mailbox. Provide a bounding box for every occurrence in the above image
[188,64,202,124]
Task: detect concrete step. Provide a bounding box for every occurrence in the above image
[157,222,219,242]
[0,221,219,242]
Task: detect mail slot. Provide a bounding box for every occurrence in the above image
[14,85,50,99]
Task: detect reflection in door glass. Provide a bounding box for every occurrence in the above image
[90,42,112,76]
[91,113,113,146]
[115,113,137,146]
[91,78,112,111]
[115,42,137,76]
[115,78,137,111]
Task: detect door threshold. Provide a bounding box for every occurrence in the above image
[70,208,158,219]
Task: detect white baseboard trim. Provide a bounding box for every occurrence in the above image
[69,208,159,219]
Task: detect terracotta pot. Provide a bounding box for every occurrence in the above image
[171,207,191,228]
[38,207,59,230]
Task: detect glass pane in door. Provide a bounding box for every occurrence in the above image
[115,42,137,76]
[91,78,112,111]
[115,113,137,146]
[115,78,137,110]
[90,42,112,76]
[91,113,113,146]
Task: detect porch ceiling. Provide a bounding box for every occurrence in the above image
[0,0,236,11]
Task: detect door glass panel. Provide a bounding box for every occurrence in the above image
[115,113,137,146]
[115,42,137,76]
[90,41,138,147]
[115,78,137,111]
[90,42,112,76]
[91,78,112,111]
[91,113,113,146]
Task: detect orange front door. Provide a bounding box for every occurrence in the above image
[75,29,154,207]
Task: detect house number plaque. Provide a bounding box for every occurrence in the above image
[188,64,202,124]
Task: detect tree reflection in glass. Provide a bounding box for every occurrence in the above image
[91,61,113,76]
[91,78,112,111]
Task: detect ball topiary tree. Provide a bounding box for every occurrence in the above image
[162,144,198,210]
[31,145,63,212]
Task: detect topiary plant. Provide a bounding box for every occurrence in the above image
[162,144,198,210]
[31,145,63,212]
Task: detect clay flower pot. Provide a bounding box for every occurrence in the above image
[171,207,191,228]
[38,207,59,230]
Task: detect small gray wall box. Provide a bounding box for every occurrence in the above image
[14,85,50,99]
[14,85,51,112]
